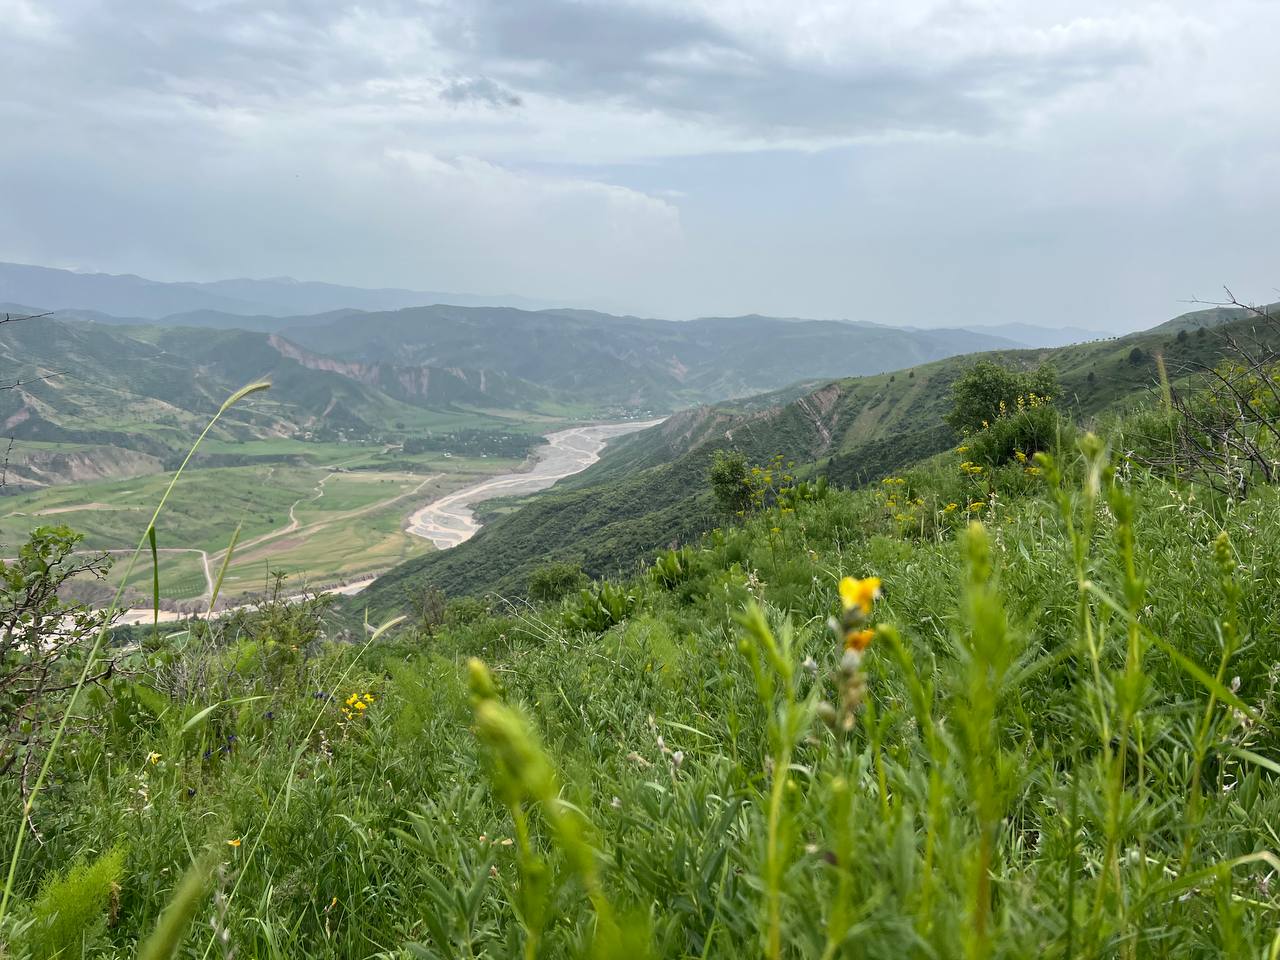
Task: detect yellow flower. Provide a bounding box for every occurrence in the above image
[147,752,161,765]
[227,838,241,848]
[363,693,374,703]
[1015,451,1027,463]
[839,576,882,615]
[354,701,367,711]
[968,501,985,511]
[844,627,875,653]
[346,694,359,706]
[943,502,958,512]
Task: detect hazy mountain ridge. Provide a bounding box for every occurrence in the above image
[0,261,553,318]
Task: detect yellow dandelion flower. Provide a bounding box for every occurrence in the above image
[839,576,882,615]
[844,627,875,653]
[227,838,241,848]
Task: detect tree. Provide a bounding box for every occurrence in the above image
[945,360,1058,434]
[708,450,753,514]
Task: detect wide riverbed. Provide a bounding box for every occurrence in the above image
[405,419,663,549]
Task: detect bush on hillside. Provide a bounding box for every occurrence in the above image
[527,560,587,603]
[709,449,753,514]
[966,402,1065,466]
[945,358,1058,434]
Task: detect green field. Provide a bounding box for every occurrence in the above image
[0,441,530,606]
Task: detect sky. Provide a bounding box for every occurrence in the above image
[2,0,1277,331]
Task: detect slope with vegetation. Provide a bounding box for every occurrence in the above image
[355,302,1273,613]
[3,303,1279,956]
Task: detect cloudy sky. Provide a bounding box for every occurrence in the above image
[2,1,1277,330]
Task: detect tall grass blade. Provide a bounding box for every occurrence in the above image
[137,854,215,960]
[206,522,241,616]
[148,524,159,629]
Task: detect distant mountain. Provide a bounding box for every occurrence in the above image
[5,289,1028,414]
[0,316,555,468]
[0,261,555,319]
[1150,301,1280,333]
[272,305,1021,410]
[951,322,1108,348]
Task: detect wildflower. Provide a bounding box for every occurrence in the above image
[226,838,241,848]
[839,576,882,615]
[968,501,986,511]
[1015,451,1027,463]
[943,502,958,513]
[354,701,367,711]
[1024,466,1042,476]
[147,752,161,765]
[844,628,875,653]
[363,693,374,703]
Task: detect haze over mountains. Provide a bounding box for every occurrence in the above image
[1,260,1100,347]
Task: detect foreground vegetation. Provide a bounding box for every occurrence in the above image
[4,361,1279,957]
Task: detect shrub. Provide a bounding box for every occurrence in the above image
[709,450,753,514]
[443,595,490,627]
[967,404,1064,466]
[527,561,587,603]
[945,359,1058,434]
[25,846,125,959]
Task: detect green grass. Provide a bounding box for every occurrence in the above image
[7,405,1280,958]
[1,460,518,605]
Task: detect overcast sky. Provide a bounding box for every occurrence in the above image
[2,1,1277,330]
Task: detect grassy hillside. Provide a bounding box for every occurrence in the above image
[0,316,583,479]
[11,390,1280,957]
[354,308,1278,614]
[277,306,1020,411]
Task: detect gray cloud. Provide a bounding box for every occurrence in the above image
[1,1,1277,331]
[439,76,523,108]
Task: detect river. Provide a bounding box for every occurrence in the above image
[405,419,663,549]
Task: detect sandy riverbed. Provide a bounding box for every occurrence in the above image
[405,419,663,549]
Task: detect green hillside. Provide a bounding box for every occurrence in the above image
[354,308,1276,614]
